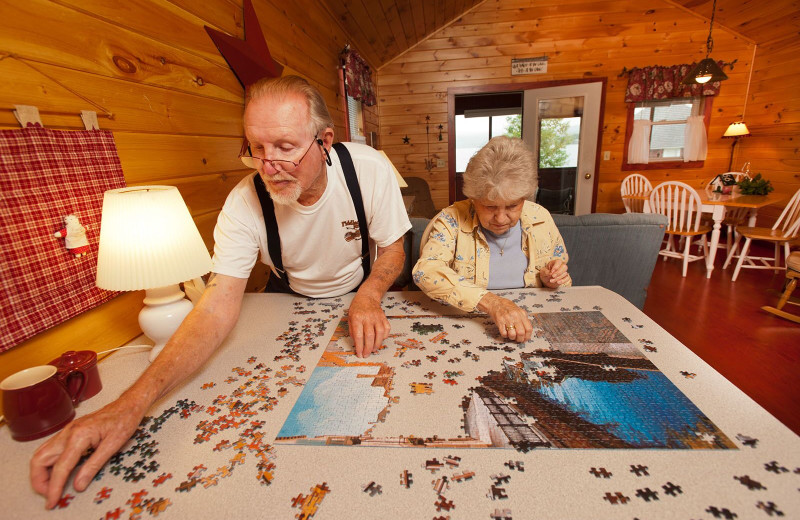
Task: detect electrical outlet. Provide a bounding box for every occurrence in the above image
[603,151,611,161]
[436,159,445,168]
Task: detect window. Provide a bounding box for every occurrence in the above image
[623,96,713,170]
[346,94,366,144]
[455,109,519,171]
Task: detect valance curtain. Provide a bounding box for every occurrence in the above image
[343,49,376,107]
[624,64,722,102]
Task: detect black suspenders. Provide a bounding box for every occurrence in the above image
[253,142,370,293]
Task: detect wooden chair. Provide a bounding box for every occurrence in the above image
[761,251,800,324]
[723,188,800,281]
[621,173,652,213]
[648,181,711,277]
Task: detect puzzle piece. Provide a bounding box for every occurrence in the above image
[705,506,738,519]
[487,485,508,500]
[629,464,649,476]
[756,501,784,517]
[734,475,766,490]
[55,494,74,509]
[662,481,682,496]
[491,473,511,485]
[490,508,513,520]
[590,467,612,478]
[504,461,524,472]
[434,495,455,511]
[635,487,659,501]
[603,492,630,505]
[432,476,449,495]
[362,481,382,496]
[400,470,413,488]
[94,486,112,503]
[452,470,475,482]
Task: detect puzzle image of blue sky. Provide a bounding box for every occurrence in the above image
[275,301,735,450]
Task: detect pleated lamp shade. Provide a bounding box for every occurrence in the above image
[96,186,212,291]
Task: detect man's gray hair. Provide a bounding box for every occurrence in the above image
[246,75,334,137]
[462,136,538,201]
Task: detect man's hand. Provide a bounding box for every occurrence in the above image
[348,236,405,357]
[476,292,532,343]
[30,395,147,509]
[348,292,391,357]
[539,259,570,288]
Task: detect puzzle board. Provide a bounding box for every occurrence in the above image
[2,288,798,520]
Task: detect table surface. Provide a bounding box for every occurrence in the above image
[2,287,798,519]
[624,188,784,209]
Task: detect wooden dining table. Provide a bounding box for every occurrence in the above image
[623,189,784,278]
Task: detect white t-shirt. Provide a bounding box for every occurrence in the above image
[211,142,411,297]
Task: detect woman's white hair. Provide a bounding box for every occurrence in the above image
[462,136,538,201]
[245,75,334,137]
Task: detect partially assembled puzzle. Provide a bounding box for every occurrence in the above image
[276,305,734,451]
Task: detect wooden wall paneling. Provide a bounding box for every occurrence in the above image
[113,134,245,182]
[1,0,243,103]
[0,62,243,134]
[378,0,410,53]
[50,0,243,61]
[377,0,759,212]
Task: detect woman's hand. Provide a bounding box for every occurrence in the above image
[476,292,532,342]
[539,259,570,288]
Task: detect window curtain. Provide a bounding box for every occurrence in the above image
[343,49,376,107]
[625,64,722,102]
[683,115,708,161]
[628,119,652,164]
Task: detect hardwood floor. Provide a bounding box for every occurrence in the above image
[643,246,800,436]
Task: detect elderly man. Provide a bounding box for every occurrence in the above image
[30,75,410,509]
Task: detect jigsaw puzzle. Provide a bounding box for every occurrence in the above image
[276,307,734,450]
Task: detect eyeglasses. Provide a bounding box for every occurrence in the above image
[239,135,319,172]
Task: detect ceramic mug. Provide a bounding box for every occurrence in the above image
[1,365,87,442]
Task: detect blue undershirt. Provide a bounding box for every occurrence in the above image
[483,221,526,290]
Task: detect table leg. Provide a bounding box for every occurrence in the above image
[747,208,758,226]
[706,206,725,277]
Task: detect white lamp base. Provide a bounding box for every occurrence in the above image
[139,285,194,362]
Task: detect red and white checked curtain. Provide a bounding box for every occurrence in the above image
[0,125,126,353]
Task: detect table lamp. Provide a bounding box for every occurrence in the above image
[96,186,212,362]
[378,150,408,188]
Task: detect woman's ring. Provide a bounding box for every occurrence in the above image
[506,324,515,330]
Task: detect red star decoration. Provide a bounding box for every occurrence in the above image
[204,0,283,90]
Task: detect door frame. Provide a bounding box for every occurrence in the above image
[447,78,607,209]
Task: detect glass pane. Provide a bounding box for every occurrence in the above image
[633,106,652,120]
[538,116,581,168]
[649,123,686,159]
[455,114,489,171]
[652,102,693,122]
[490,115,514,138]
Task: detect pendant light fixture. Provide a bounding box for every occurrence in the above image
[722,45,756,170]
[682,0,728,85]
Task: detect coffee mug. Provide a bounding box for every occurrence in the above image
[1,365,87,442]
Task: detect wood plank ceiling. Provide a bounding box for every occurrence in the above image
[319,0,800,69]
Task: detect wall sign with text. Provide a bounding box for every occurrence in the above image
[511,56,548,75]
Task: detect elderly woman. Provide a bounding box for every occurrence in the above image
[412,136,570,342]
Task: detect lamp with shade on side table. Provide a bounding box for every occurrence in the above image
[95,186,212,362]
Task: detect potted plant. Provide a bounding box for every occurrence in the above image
[737,173,774,196]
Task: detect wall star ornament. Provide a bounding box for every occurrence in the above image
[204,0,283,89]
[403,135,410,144]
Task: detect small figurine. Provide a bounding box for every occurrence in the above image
[54,214,90,257]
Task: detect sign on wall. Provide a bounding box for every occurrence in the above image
[511,56,548,75]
